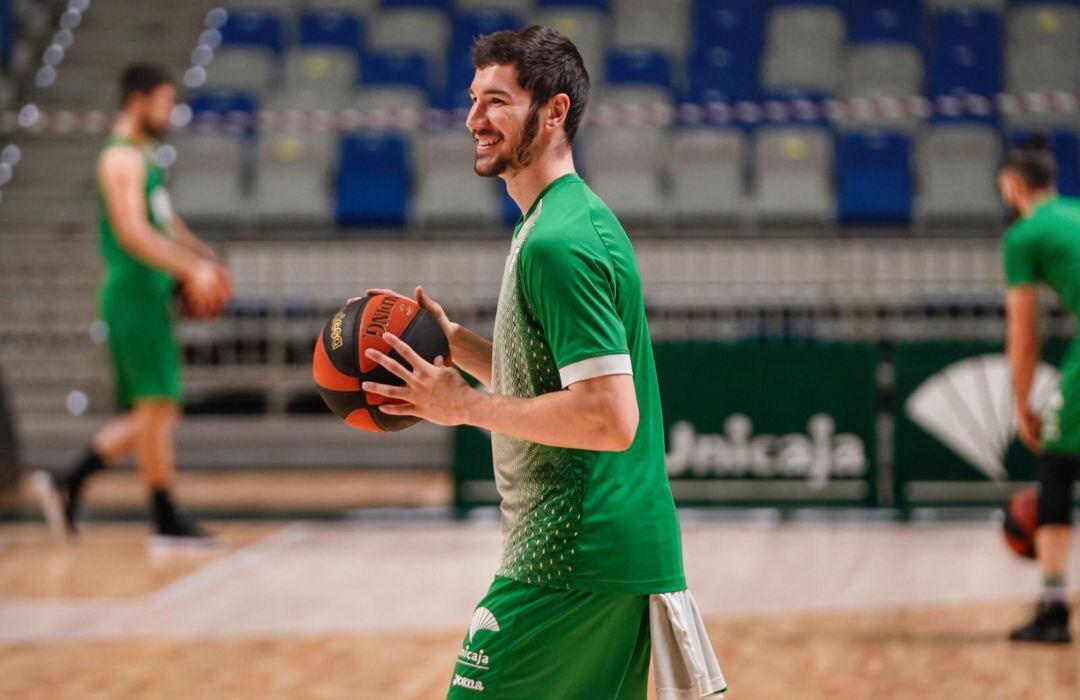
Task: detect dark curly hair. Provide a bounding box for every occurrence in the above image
[1001,133,1057,191]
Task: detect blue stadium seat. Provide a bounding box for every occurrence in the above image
[442,51,477,109]
[380,0,452,9]
[1009,130,1080,197]
[451,10,519,57]
[772,0,849,8]
[298,11,364,51]
[685,47,759,105]
[837,131,913,225]
[932,8,1002,53]
[187,89,259,134]
[0,0,12,65]
[605,50,672,89]
[691,0,765,53]
[536,0,608,11]
[442,9,521,110]
[336,133,410,227]
[850,0,923,45]
[928,10,1002,100]
[502,187,519,226]
[220,9,286,53]
[360,50,430,93]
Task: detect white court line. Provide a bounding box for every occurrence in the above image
[148,521,310,607]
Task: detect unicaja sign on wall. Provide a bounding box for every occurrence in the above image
[451,341,880,510]
[654,342,878,506]
[905,354,1060,482]
[665,414,869,487]
[892,341,1072,507]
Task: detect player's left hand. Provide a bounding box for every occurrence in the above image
[362,332,476,426]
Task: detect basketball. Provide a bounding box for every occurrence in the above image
[1003,488,1039,560]
[312,293,450,432]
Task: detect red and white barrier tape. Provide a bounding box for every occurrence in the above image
[1,90,1078,135]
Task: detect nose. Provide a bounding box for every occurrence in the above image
[465,100,486,134]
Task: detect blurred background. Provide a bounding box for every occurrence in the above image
[0,0,1079,698]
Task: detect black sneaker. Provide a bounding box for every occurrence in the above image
[147,509,222,554]
[1009,602,1072,644]
[31,471,78,539]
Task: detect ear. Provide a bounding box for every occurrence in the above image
[545,93,571,133]
[1000,170,1022,201]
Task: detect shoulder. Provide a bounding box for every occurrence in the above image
[525,181,622,260]
[98,143,146,179]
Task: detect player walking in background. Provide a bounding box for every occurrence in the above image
[33,64,230,548]
[364,27,724,698]
[1001,135,1080,643]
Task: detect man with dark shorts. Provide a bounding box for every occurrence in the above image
[1001,135,1080,643]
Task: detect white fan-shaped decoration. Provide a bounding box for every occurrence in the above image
[469,607,500,642]
[906,354,1060,481]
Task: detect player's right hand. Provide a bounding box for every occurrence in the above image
[182,260,222,318]
[214,263,234,311]
[1017,408,1043,454]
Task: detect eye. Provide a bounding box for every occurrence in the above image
[490,97,505,105]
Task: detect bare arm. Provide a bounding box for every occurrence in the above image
[169,214,220,262]
[1007,285,1042,451]
[98,146,206,280]
[445,324,493,388]
[364,334,639,451]
[463,373,638,451]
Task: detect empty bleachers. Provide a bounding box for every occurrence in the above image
[151,0,1080,232]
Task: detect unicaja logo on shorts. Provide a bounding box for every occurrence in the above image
[906,354,1061,480]
[469,607,500,642]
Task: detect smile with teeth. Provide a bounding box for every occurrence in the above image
[476,135,502,151]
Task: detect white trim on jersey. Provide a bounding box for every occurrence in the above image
[559,354,633,388]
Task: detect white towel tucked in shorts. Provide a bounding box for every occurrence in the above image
[649,590,727,699]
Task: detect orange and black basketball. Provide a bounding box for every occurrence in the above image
[313,293,450,432]
[1003,488,1038,559]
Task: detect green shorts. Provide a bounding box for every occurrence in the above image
[101,279,182,412]
[447,576,650,700]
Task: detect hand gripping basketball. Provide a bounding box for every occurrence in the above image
[313,292,451,432]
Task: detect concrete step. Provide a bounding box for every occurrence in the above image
[19,415,453,471]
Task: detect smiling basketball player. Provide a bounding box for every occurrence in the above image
[363,26,725,699]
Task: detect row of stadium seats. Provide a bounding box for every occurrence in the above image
[168,123,1080,230]
[201,0,1080,122]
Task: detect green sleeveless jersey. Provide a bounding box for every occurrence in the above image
[1003,196,1080,453]
[491,173,686,594]
[97,135,176,297]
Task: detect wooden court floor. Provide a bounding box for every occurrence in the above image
[1,520,1079,699]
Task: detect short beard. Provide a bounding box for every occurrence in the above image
[473,108,541,178]
[474,152,510,178]
[141,115,167,140]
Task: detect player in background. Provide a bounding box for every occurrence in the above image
[33,64,230,548]
[1001,135,1080,643]
[365,27,724,698]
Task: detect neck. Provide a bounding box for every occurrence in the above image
[113,113,148,144]
[1021,189,1056,217]
[502,145,576,216]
